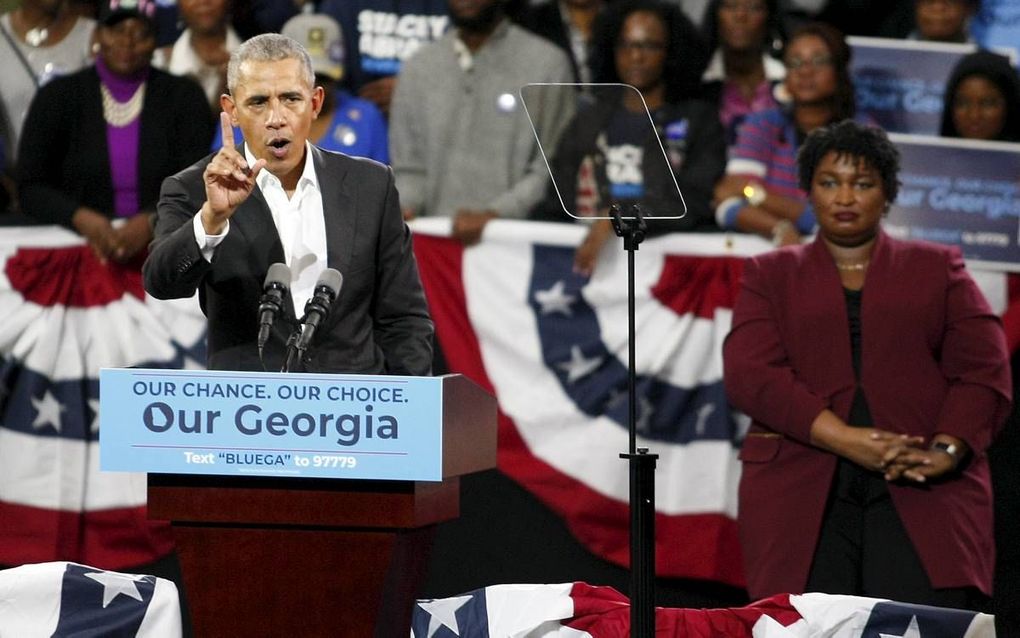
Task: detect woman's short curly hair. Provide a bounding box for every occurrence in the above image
[797,120,901,201]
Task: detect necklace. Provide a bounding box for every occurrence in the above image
[24,26,49,47]
[100,83,146,127]
[835,261,869,272]
[14,10,55,47]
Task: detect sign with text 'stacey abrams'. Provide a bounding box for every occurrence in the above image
[99,368,443,480]
[887,134,1020,271]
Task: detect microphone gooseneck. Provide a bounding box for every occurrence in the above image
[282,268,343,372]
[257,262,291,365]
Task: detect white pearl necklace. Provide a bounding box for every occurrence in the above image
[24,26,49,47]
[100,83,146,127]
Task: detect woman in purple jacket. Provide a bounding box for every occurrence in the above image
[723,120,1010,609]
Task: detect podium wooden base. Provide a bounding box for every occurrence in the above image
[149,475,459,637]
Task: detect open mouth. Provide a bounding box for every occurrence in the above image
[267,138,290,158]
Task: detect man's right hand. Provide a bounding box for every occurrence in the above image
[201,112,266,234]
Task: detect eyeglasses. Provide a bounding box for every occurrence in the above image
[785,55,833,70]
[953,96,1006,110]
[615,39,667,54]
[719,0,767,14]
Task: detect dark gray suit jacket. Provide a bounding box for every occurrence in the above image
[142,145,433,375]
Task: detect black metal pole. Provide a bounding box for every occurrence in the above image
[611,204,657,638]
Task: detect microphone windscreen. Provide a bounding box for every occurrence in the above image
[316,268,343,296]
[264,262,291,289]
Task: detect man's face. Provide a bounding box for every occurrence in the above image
[915,0,973,41]
[179,0,229,34]
[222,57,323,188]
[448,0,501,31]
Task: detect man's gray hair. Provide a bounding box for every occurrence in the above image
[226,33,315,94]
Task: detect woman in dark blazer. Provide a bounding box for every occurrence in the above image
[723,120,1011,609]
[17,0,211,264]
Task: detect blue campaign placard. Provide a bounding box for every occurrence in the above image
[886,134,1020,271]
[850,37,984,135]
[99,368,444,481]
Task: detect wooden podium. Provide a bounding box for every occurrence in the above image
[146,374,497,637]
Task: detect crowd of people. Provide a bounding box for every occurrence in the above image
[2,0,1017,240]
[0,0,1018,628]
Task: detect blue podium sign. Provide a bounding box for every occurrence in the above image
[99,368,444,481]
[887,134,1020,271]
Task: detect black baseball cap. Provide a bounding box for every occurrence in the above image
[98,0,158,32]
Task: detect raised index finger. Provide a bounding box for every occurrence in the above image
[220,111,235,149]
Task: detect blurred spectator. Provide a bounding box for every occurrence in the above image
[0,0,94,167]
[389,0,574,244]
[940,49,1020,141]
[149,0,298,54]
[591,0,709,101]
[17,0,212,264]
[212,12,391,164]
[534,0,725,274]
[700,0,785,146]
[713,22,855,245]
[156,0,240,114]
[910,0,979,42]
[318,0,449,115]
[231,0,298,39]
[813,0,913,38]
[517,0,605,84]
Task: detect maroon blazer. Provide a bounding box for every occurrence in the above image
[723,230,1011,598]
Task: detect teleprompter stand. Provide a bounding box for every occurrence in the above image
[611,203,658,638]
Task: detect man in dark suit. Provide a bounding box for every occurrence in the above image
[143,33,432,375]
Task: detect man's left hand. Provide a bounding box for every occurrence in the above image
[452,209,497,245]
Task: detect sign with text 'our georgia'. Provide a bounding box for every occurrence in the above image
[849,37,1017,135]
[887,134,1020,271]
[98,368,443,481]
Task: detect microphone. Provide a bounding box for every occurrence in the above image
[294,268,343,354]
[257,263,291,360]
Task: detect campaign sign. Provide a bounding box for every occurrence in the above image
[98,368,444,481]
[973,0,1020,53]
[886,134,1020,271]
[850,37,989,135]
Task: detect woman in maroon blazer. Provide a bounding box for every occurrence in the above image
[723,120,1011,609]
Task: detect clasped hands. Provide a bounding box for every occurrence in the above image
[72,206,153,264]
[811,410,962,484]
[844,428,961,483]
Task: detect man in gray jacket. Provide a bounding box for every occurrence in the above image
[389,0,575,244]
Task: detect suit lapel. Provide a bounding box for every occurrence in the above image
[312,147,356,334]
[312,146,355,271]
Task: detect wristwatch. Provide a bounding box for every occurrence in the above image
[930,441,961,468]
[742,182,767,207]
